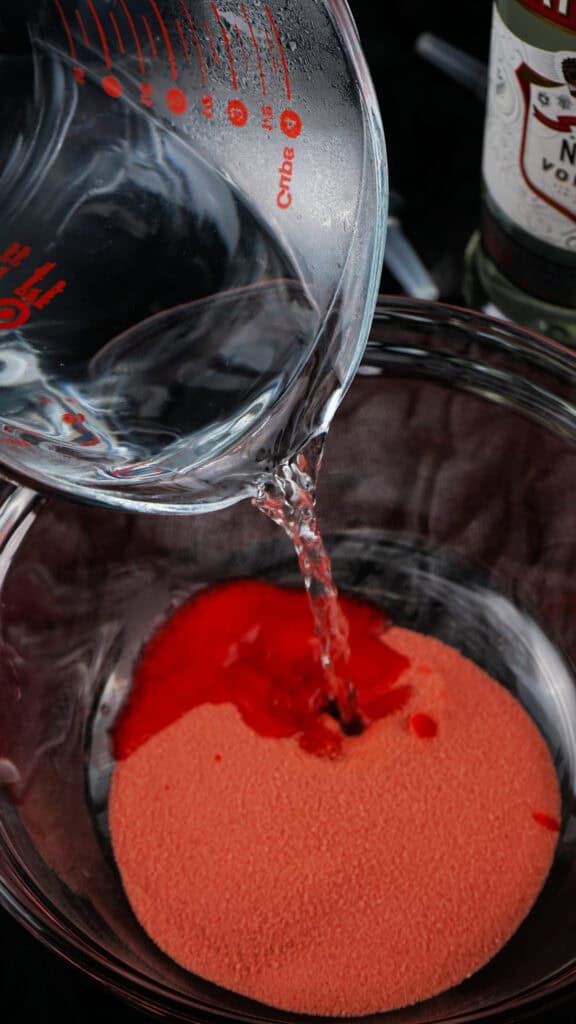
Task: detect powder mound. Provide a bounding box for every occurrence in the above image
[109,605,560,1017]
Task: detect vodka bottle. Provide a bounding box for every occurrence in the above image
[465,0,576,342]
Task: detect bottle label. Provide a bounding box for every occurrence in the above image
[483,4,576,250]
[516,0,576,33]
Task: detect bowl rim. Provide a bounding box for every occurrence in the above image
[1,295,576,1023]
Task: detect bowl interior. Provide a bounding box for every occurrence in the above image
[1,302,576,1023]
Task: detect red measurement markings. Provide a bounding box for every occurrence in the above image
[102,75,123,98]
[166,88,187,115]
[119,0,146,76]
[15,264,67,307]
[0,244,67,331]
[204,17,219,64]
[241,4,266,96]
[234,27,248,71]
[265,28,278,75]
[261,104,273,132]
[109,12,126,53]
[149,0,178,80]
[0,300,31,329]
[87,0,112,69]
[265,5,291,100]
[53,0,78,61]
[175,19,191,62]
[142,16,158,57]
[280,109,302,139]
[211,4,237,90]
[0,244,30,277]
[178,2,207,85]
[76,10,90,47]
[14,262,55,298]
[140,82,153,106]
[227,99,248,127]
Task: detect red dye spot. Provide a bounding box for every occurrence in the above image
[410,713,438,739]
[363,684,413,723]
[419,664,432,675]
[62,412,86,425]
[102,75,122,98]
[166,87,188,115]
[113,581,411,761]
[533,811,560,833]
[214,754,222,763]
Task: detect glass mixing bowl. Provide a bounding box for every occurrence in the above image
[1,297,576,1023]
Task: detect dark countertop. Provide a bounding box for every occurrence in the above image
[2,2,576,1021]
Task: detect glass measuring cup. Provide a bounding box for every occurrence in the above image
[0,1,386,513]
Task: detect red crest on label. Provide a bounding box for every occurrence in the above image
[517,62,576,224]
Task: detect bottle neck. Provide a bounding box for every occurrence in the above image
[481,196,576,307]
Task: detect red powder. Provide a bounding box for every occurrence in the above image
[109,582,560,1017]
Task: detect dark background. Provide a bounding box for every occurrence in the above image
[3,2,576,1022]
[354,0,491,304]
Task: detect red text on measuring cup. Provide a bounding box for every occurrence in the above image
[0,244,68,331]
